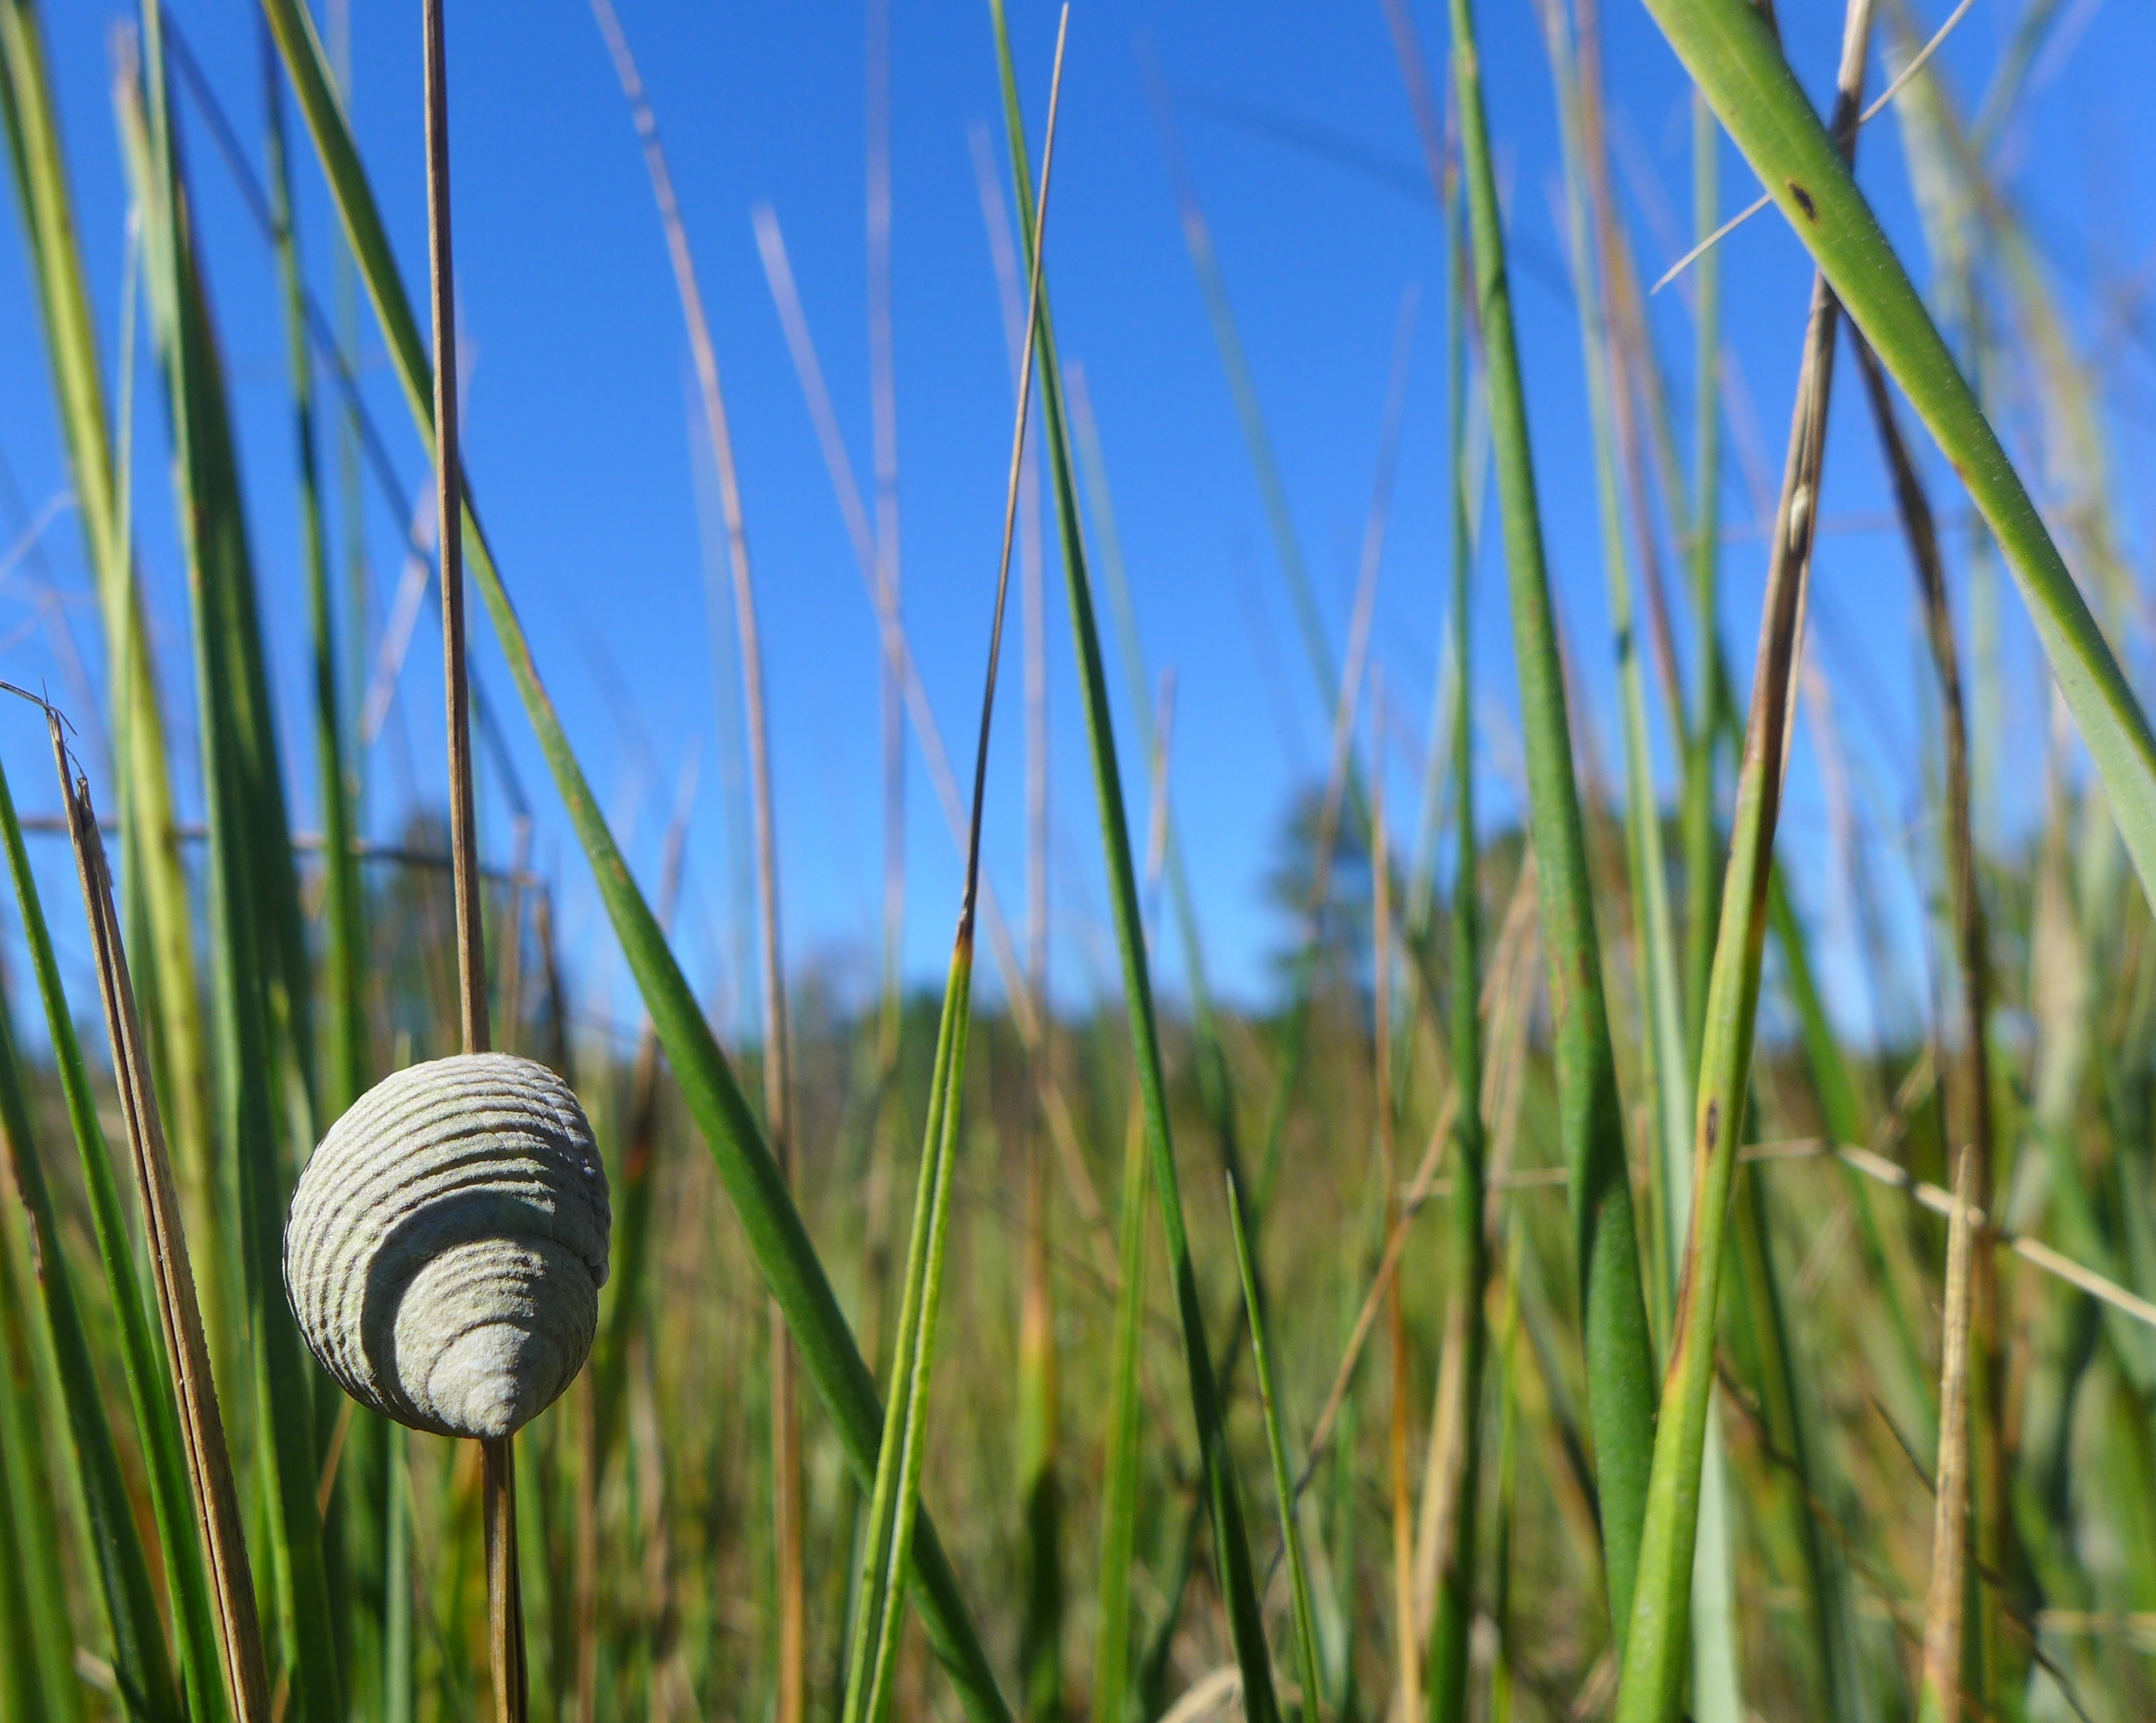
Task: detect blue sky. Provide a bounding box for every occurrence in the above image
[4,0,2153,1045]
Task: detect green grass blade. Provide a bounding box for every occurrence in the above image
[1425,161,1488,1723]
[1226,1173,1322,1721]
[840,934,975,1723]
[1093,1102,1150,1723]
[1638,0,2156,908]
[989,9,1279,1717]
[0,1147,80,1722]
[1540,9,1745,1713]
[1681,90,1723,1068]
[264,30,365,1125]
[125,14,342,1714]
[0,0,220,1399]
[0,737,192,1723]
[256,9,1010,1712]
[1448,0,1658,1636]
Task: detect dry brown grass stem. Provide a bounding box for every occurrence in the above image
[421,2,520,1714]
[1919,1148,1977,1722]
[53,717,270,1720]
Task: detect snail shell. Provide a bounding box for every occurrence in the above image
[284,1053,611,1440]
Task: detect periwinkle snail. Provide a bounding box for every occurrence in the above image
[285,1054,611,1441]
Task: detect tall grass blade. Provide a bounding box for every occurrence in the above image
[0,0,219,1394]
[1438,0,1659,1634]
[1226,1172,1322,1722]
[51,717,272,1720]
[989,6,1279,1716]
[256,6,1011,1712]
[124,13,342,1713]
[263,28,365,1125]
[1613,5,1874,1714]
[1424,157,1489,1723]
[0,1072,81,1722]
[1917,1150,1976,1723]
[841,33,1063,1719]
[0,726,194,1723]
[1681,89,1723,1063]
[1539,6,1746,1713]
[1638,0,2156,907]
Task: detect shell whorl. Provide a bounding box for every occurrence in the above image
[284,1053,611,1440]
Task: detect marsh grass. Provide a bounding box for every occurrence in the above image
[7,4,2156,1723]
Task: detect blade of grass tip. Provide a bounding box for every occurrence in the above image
[1854,324,2013,1710]
[1918,1149,1976,1723]
[841,25,1065,1723]
[261,4,1010,1713]
[51,714,272,1720]
[1540,6,1745,1716]
[0,714,192,1723]
[1637,0,2156,909]
[123,16,345,1718]
[1227,1172,1323,1722]
[0,0,220,1405]
[1613,4,1874,1714]
[1681,86,1723,1067]
[0,1082,82,1722]
[990,7,1279,1719]
[263,23,365,1125]
[1093,669,1175,1723]
[1426,0,1659,1637]
[1425,156,1489,1723]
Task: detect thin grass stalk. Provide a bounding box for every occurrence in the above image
[1638,0,2156,907]
[842,30,1065,1720]
[586,3,821,1706]
[751,194,1111,1274]
[417,11,530,1710]
[0,720,201,1723]
[1853,327,2010,1709]
[1918,1150,1977,1723]
[0,1275,44,1723]
[1441,0,1659,1636]
[1425,163,1487,1723]
[1612,5,1874,1712]
[1016,128,1063,1715]
[866,0,904,1097]
[263,28,365,1125]
[990,7,1279,1717]
[126,15,344,1714]
[262,9,1010,1710]
[0,0,217,1392]
[0,1017,84,1723]
[53,717,272,1720]
[1540,8,1746,1715]
[1227,1172,1323,1723]
[1486,1222,1523,1723]
[1092,672,1176,1723]
[1681,88,1723,1064]
[1375,726,1419,1723]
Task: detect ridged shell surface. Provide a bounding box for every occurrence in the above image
[285,1053,611,1439]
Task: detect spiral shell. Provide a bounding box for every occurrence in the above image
[284,1053,611,1440]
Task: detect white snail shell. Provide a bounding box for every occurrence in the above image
[284,1053,611,1440]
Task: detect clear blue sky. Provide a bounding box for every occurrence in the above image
[4,0,2152,1045]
